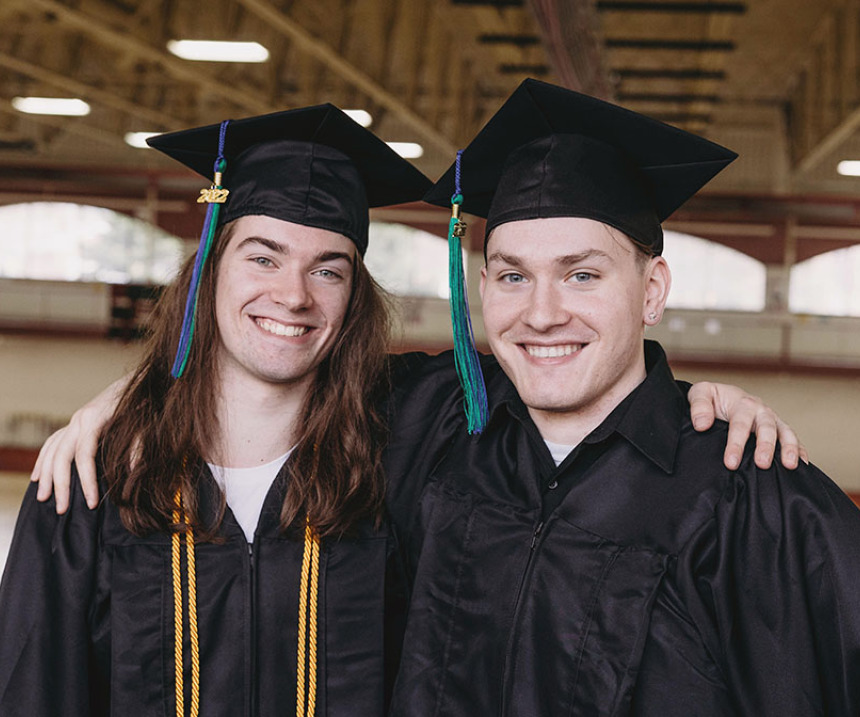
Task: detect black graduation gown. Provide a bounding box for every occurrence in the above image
[0,464,393,716]
[384,341,860,716]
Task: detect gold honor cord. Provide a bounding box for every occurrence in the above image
[296,519,321,716]
[172,489,201,717]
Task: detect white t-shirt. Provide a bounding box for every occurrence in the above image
[544,439,576,468]
[208,449,293,543]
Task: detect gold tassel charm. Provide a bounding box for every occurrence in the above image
[197,170,230,204]
[451,200,467,238]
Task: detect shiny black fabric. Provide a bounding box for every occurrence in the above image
[0,464,393,716]
[384,342,860,716]
[423,79,737,254]
[485,135,662,252]
[218,141,369,252]
[147,103,432,255]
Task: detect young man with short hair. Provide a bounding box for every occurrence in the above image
[384,80,860,715]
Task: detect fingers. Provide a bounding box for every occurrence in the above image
[30,431,53,484]
[50,444,74,514]
[30,428,66,502]
[692,381,806,472]
[688,381,717,432]
[34,430,65,501]
[76,428,101,509]
[32,416,100,514]
[775,418,802,470]
[721,395,767,471]
[33,427,76,513]
[751,411,779,470]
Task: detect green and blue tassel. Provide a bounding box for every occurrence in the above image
[447,150,489,434]
[171,119,231,379]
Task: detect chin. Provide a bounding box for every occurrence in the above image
[520,391,584,415]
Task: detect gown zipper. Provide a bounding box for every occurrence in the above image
[499,519,545,716]
[247,539,257,717]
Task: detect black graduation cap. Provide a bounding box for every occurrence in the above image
[148,103,431,255]
[148,104,431,379]
[424,78,737,254]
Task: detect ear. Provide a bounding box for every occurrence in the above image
[479,265,488,301]
[643,256,671,326]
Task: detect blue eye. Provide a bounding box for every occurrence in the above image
[313,268,343,280]
[571,272,594,283]
[501,272,526,284]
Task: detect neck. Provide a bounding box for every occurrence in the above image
[209,368,311,468]
[528,360,646,446]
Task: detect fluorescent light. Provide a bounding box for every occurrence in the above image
[167,39,269,62]
[343,109,373,128]
[12,97,90,116]
[124,132,160,149]
[838,160,860,177]
[387,142,424,159]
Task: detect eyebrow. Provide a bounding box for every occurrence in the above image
[486,249,613,266]
[314,250,354,266]
[235,237,354,265]
[236,236,286,254]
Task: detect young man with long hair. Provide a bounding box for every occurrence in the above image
[0,104,430,716]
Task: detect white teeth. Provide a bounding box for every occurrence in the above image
[256,318,309,337]
[525,344,581,358]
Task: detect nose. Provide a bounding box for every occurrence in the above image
[271,271,313,311]
[520,280,570,332]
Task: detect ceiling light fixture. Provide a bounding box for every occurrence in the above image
[124,132,160,149]
[837,160,860,177]
[387,142,424,159]
[167,40,270,63]
[343,109,373,128]
[12,97,91,116]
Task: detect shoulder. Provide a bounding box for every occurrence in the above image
[11,466,100,539]
[388,350,501,386]
[678,428,860,570]
[661,416,860,555]
[386,350,502,418]
[729,451,860,540]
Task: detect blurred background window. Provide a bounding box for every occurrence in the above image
[662,230,766,312]
[790,246,860,317]
[0,202,183,285]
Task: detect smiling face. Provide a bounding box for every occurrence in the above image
[214,214,355,397]
[480,216,670,443]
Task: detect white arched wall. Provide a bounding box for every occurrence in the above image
[790,244,860,317]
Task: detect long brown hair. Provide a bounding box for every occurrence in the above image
[99,222,391,539]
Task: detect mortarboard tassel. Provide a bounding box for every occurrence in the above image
[447,150,489,434]
[171,120,231,379]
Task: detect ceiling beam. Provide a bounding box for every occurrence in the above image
[0,50,183,128]
[235,0,457,155]
[0,98,127,149]
[791,5,860,176]
[19,0,273,115]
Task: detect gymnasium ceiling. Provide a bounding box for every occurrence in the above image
[1,0,859,262]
